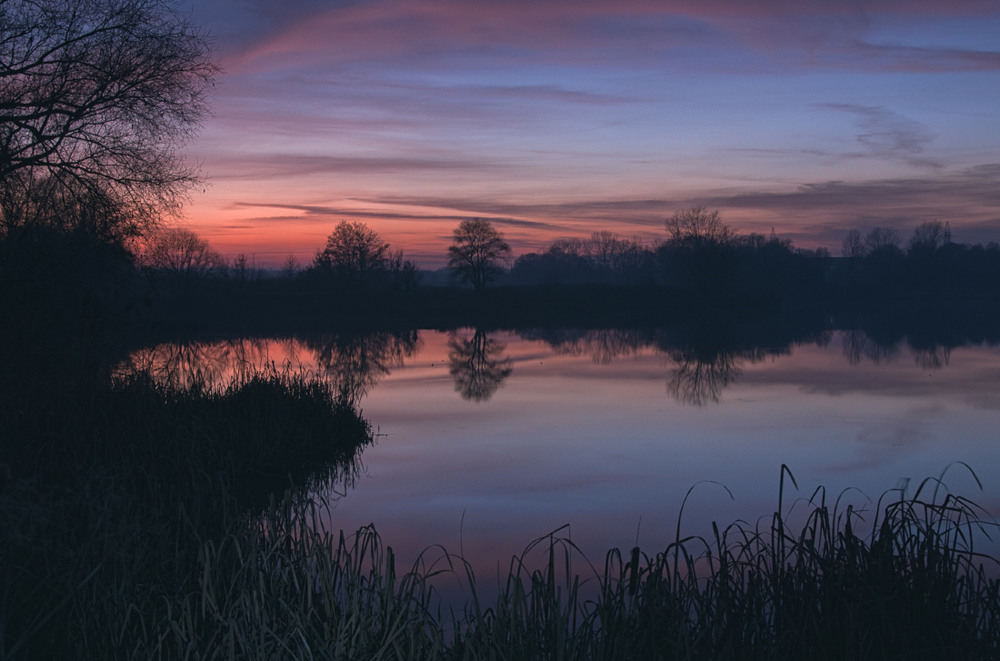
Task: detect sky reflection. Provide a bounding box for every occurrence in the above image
[121,327,1000,577]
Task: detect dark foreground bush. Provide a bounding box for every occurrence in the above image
[3,354,998,659]
[9,456,1000,659]
[0,367,374,659]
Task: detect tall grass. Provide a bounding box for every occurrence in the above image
[445,465,1000,660]
[89,464,997,660]
[3,351,1000,659]
[0,363,374,659]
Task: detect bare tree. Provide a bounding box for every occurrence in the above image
[842,229,866,258]
[664,207,734,248]
[314,221,391,285]
[583,230,628,269]
[0,0,216,244]
[864,227,902,254]
[229,253,261,283]
[908,221,952,256]
[141,227,225,279]
[281,254,299,280]
[447,218,511,290]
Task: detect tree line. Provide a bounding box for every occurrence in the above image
[3,0,999,334]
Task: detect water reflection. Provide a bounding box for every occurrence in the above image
[843,329,902,366]
[519,328,647,364]
[110,324,1000,592]
[843,329,956,371]
[521,327,796,406]
[913,345,951,370]
[120,324,981,410]
[121,337,279,389]
[447,329,513,401]
[119,331,421,405]
[302,330,421,403]
[667,348,742,406]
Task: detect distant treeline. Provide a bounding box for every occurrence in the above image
[507,212,1000,301]
[3,209,1000,341]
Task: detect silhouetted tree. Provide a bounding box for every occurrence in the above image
[1,175,135,246]
[281,254,300,280]
[664,207,734,248]
[448,329,513,401]
[841,229,866,262]
[447,218,511,290]
[659,207,738,295]
[864,227,905,293]
[908,221,951,257]
[229,254,262,284]
[865,227,902,255]
[904,221,952,291]
[0,0,216,244]
[314,221,390,283]
[313,220,416,290]
[837,227,905,295]
[583,231,650,283]
[509,241,593,285]
[141,228,225,279]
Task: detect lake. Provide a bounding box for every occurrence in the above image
[127,325,1000,581]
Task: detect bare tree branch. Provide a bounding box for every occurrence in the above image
[0,0,217,245]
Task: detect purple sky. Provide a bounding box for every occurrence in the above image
[178,0,1000,267]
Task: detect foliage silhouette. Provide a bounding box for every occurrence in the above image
[0,0,216,246]
[141,227,226,279]
[448,218,512,290]
[311,220,417,292]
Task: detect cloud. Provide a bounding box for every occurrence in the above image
[207,153,513,181]
[816,104,941,168]
[692,165,1000,246]
[373,163,1000,245]
[357,195,675,231]
[701,166,1000,212]
[230,201,564,231]
[847,41,1000,72]
[206,0,1000,76]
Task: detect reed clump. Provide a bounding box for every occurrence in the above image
[0,364,375,659]
[4,351,1000,660]
[99,464,1000,660]
[445,466,1000,660]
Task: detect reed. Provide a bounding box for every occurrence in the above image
[0,364,375,659]
[125,464,1000,660]
[4,354,1000,659]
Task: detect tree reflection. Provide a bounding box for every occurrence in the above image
[667,349,742,406]
[304,330,421,404]
[519,328,647,364]
[121,337,274,390]
[842,329,901,366]
[912,345,951,370]
[448,329,513,401]
[661,326,792,406]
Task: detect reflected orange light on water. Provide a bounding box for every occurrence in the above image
[121,330,1000,581]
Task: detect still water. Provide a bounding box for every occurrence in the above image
[128,327,1000,575]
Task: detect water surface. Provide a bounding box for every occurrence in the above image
[128,327,1000,576]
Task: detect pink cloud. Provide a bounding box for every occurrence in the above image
[217,0,1000,75]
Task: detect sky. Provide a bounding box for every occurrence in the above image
[177,0,1000,268]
